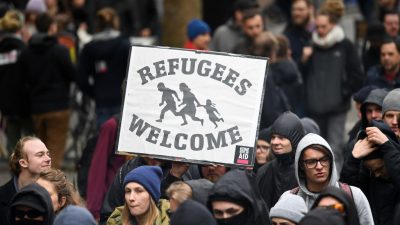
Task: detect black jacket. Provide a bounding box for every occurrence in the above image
[257,111,304,209]
[208,169,271,225]
[77,32,130,109]
[282,24,312,65]
[303,38,364,116]
[0,35,30,117]
[340,121,400,225]
[20,33,75,114]
[0,178,16,225]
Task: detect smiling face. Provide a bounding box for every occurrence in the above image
[302,147,331,191]
[271,134,292,155]
[125,182,151,217]
[20,139,51,175]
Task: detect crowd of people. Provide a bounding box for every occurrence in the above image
[1,0,400,224]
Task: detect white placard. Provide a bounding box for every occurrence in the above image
[117,46,269,167]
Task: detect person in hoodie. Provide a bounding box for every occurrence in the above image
[19,13,75,169]
[257,111,305,210]
[340,120,400,225]
[77,7,130,128]
[0,9,33,152]
[208,169,271,225]
[170,199,217,225]
[8,183,54,225]
[311,186,360,225]
[288,133,374,225]
[298,207,346,225]
[301,8,363,157]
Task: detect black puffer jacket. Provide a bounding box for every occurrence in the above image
[208,169,271,225]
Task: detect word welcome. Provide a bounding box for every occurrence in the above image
[129,114,243,151]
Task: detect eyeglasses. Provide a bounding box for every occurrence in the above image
[303,156,330,169]
[14,209,43,218]
[320,203,346,215]
[257,145,270,151]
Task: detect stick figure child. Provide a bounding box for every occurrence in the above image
[199,99,224,128]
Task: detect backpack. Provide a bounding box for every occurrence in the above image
[290,182,353,200]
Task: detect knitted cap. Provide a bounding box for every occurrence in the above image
[270,193,307,223]
[187,19,210,41]
[362,89,388,108]
[25,0,47,13]
[352,85,377,103]
[258,127,271,142]
[382,88,400,115]
[123,166,163,202]
[271,111,305,149]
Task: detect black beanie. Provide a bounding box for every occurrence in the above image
[271,111,305,149]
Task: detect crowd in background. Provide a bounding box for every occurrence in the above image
[1,0,400,225]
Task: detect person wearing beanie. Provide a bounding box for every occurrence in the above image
[107,166,170,225]
[257,111,305,210]
[208,169,271,225]
[341,119,400,225]
[287,133,374,225]
[382,88,400,139]
[53,205,96,225]
[270,192,307,224]
[184,19,211,50]
[253,127,274,173]
[25,0,47,14]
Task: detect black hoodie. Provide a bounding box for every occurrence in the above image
[208,169,271,225]
[299,207,346,225]
[8,183,55,225]
[257,111,304,209]
[20,33,75,114]
[340,120,400,225]
[171,199,217,225]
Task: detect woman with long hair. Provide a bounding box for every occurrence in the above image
[107,166,170,225]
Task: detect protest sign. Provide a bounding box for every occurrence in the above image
[117,46,269,167]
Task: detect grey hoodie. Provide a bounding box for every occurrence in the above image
[283,133,375,225]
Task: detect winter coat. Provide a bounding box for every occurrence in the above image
[208,169,271,225]
[106,199,170,225]
[283,23,312,65]
[77,29,130,109]
[285,133,374,225]
[257,111,305,209]
[303,37,363,116]
[20,33,75,114]
[365,65,400,90]
[0,177,17,225]
[340,120,400,225]
[0,35,30,117]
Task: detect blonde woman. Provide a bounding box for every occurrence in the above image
[107,166,170,225]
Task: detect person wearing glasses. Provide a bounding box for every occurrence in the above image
[312,186,360,225]
[253,127,275,173]
[284,133,374,225]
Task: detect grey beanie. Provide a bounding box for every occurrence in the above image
[382,88,400,115]
[270,193,307,223]
[362,89,388,107]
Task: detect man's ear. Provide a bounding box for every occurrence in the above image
[19,158,28,168]
[59,196,67,208]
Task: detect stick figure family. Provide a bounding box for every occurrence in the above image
[156,82,224,128]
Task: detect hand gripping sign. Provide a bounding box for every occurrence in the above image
[117,46,269,167]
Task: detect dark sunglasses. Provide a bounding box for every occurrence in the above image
[14,209,43,218]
